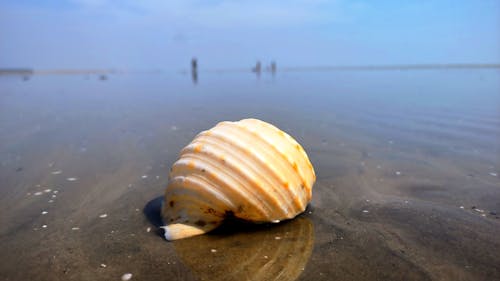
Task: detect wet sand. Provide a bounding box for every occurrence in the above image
[0,70,499,280]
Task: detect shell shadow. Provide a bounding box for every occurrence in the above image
[143,196,164,236]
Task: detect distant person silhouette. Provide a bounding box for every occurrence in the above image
[191,57,198,84]
[252,60,261,78]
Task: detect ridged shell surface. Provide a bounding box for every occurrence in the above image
[161,118,316,240]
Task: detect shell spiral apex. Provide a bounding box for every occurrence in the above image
[161,118,316,240]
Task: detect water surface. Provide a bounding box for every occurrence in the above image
[1,69,499,280]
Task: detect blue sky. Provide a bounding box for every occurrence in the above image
[0,0,499,69]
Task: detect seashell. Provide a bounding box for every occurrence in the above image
[161,118,316,240]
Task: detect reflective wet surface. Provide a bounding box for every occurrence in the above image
[0,69,499,280]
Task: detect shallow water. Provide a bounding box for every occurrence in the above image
[0,69,499,280]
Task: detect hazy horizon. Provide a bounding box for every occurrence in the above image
[1,1,499,70]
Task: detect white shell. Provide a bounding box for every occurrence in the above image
[162,119,316,240]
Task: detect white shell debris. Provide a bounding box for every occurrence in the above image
[34,192,43,196]
[362,210,369,213]
[121,273,133,281]
[395,171,401,176]
[52,195,57,198]
[141,175,148,179]
[44,189,52,193]
[51,170,62,175]
[41,211,48,215]
[489,172,498,177]
[72,227,80,230]
[210,249,217,253]
[48,200,54,203]
[100,263,107,268]
[459,206,464,209]
[66,177,78,181]
[275,236,282,240]
[146,227,151,233]
[99,214,108,218]
[42,225,47,228]
[53,190,59,194]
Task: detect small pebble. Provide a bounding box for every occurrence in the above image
[66,177,78,181]
[51,170,62,175]
[121,273,133,281]
[52,195,57,198]
[264,255,268,259]
[210,249,217,253]
[42,225,47,228]
[100,263,106,268]
[395,171,401,176]
[41,211,48,215]
[34,192,43,196]
[53,190,59,194]
[275,236,281,240]
[99,214,108,218]
[44,189,52,193]
[146,227,151,233]
[459,206,464,209]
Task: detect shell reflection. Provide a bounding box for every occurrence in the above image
[174,217,314,281]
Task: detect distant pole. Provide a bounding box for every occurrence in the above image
[191,57,198,84]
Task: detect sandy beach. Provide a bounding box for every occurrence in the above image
[0,69,499,280]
